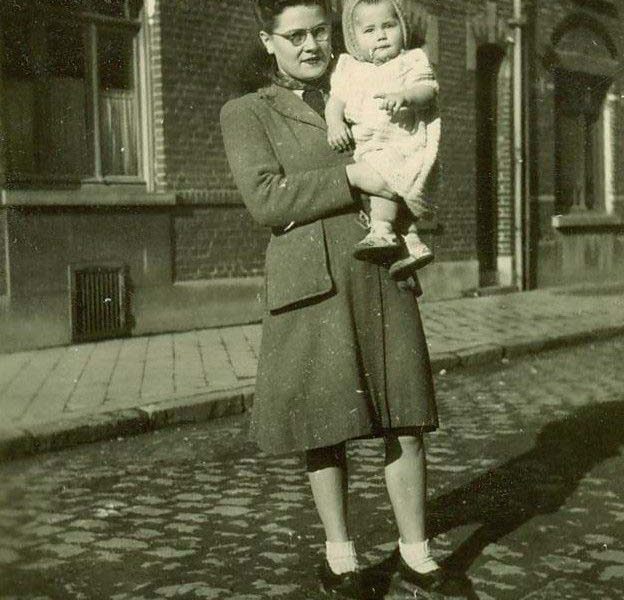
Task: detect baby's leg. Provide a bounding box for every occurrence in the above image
[353,196,401,262]
[370,195,399,232]
[389,218,435,280]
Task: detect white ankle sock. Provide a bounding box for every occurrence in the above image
[370,219,394,235]
[399,538,439,574]
[326,540,359,575]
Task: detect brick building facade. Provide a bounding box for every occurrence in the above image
[0,0,622,352]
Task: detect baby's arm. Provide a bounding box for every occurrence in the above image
[325,95,354,153]
[374,84,437,116]
[376,48,439,116]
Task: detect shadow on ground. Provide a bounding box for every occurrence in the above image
[363,400,624,598]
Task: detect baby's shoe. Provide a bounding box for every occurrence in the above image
[353,221,401,262]
[389,231,434,280]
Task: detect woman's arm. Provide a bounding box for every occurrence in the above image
[220,98,358,229]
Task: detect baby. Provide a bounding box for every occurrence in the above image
[325,0,440,278]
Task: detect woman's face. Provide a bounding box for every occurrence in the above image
[260,4,332,81]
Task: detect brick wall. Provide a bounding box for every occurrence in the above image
[155,0,263,281]
[173,206,269,280]
[418,0,512,263]
[158,0,255,194]
[434,2,478,262]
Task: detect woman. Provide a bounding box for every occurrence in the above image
[220,1,444,597]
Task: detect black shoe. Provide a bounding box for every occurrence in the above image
[397,556,447,594]
[318,560,370,598]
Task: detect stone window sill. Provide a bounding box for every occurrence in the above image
[552,212,623,230]
[1,186,176,207]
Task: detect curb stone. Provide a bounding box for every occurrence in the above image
[24,409,150,456]
[429,351,461,372]
[1,328,623,462]
[138,386,255,428]
[0,388,256,462]
[0,427,36,461]
[501,337,547,358]
[456,344,503,367]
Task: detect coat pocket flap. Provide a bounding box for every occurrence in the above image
[265,221,334,312]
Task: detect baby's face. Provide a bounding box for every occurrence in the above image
[353,0,404,64]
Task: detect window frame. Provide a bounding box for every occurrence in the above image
[553,68,611,216]
[0,1,150,188]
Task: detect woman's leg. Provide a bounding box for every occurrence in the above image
[384,433,439,575]
[307,447,367,596]
[306,443,350,542]
[383,433,427,543]
[306,443,359,575]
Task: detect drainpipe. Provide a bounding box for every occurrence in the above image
[510,0,526,290]
[522,1,534,290]
[143,0,158,193]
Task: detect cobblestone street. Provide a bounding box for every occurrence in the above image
[1,337,624,599]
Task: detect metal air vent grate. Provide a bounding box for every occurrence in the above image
[70,265,129,343]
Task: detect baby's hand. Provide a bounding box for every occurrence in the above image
[327,122,354,153]
[374,92,407,115]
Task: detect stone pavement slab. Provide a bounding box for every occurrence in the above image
[1,283,623,460]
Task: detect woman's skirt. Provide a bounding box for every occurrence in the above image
[250,210,438,455]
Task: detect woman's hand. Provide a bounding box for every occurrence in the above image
[327,122,354,153]
[346,163,398,200]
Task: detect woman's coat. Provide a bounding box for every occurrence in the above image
[221,84,438,455]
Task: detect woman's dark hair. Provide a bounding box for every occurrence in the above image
[234,0,341,94]
[255,0,331,33]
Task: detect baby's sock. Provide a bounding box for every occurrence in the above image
[406,221,421,237]
[326,540,359,575]
[399,538,439,574]
[370,219,394,235]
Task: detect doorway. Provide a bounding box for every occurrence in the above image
[475,44,505,288]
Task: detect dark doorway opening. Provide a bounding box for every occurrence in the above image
[475,44,505,288]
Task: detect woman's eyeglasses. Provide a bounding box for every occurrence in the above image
[272,24,330,46]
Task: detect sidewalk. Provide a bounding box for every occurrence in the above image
[1,283,623,460]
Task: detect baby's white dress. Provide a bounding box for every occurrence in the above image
[330,48,440,209]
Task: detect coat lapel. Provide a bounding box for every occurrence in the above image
[260,84,327,131]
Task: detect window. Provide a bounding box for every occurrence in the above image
[1,1,144,183]
[554,70,610,213]
[551,20,618,216]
